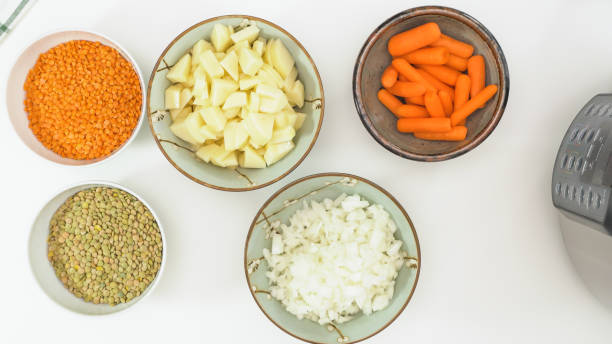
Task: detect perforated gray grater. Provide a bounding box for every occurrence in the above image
[552,94,612,308]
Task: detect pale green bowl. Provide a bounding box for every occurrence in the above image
[147,15,324,191]
[244,173,421,344]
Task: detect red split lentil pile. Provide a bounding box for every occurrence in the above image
[24,40,142,160]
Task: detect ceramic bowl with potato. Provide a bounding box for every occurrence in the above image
[353,6,509,161]
[148,15,324,191]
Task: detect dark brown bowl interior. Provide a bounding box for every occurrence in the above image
[353,6,509,161]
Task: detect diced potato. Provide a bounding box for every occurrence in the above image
[294,112,306,130]
[217,151,238,167]
[199,106,227,132]
[223,107,241,119]
[211,23,232,52]
[255,146,266,156]
[224,120,249,151]
[170,112,206,145]
[226,39,249,56]
[245,112,274,147]
[179,88,193,110]
[259,97,282,114]
[222,91,247,110]
[238,47,264,76]
[196,143,228,163]
[231,25,260,44]
[197,50,224,78]
[248,93,260,112]
[239,76,260,90]
[182,74,195,88]
[269,39,295,78]
[194,96,212,107]
[191,40,214,67]
[240,106,248,119]
[239,146,266,168]
[192,66,209,101]
[166,54,191,83]
[274,111,298,129]
[264,141,295,165]
[256,84,288,113]
[255,84,283,99]
[220,51,239,81]
[286,80,305,108]
[200,125,222,141]
[228,25,235,35]
[263,39,274,65]
[282,67,298,91]
[252,38,266,57]
[259,64,284,87]
[210,78,238,107]
[270,126,296,144]
[170,107,190,121]
[165,84,183,109]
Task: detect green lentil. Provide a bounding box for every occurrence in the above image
[47,187,162,306]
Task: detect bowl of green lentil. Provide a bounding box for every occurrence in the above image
[28,181,166,315]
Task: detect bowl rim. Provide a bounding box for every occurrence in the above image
[5,28,147,167]
[27,180,167,316]
[243,172,421,344]
[146,14,325,192]
[352,6,510,162]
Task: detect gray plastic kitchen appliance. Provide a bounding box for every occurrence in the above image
[552,94,612,308]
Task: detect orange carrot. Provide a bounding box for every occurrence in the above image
[397,117,451,133]
[424,91,445,117]
[405,47,449,65]
[391,59,436,91]
[388,22,441,56]
[450,85,498,125]
[445,54,468,71]
[439,90,453,115]
[467,55,485,98]
[415,126,467,141]
[416,68,454,98]
[381,65,398,89]
[406,95,425,105]
[418,65,460,86]
[431,34,474,58]
[396,104,428,118]
[388,81,426,97]
[377,89,403,115]
[454,74,471,110]
[398,74,408,81]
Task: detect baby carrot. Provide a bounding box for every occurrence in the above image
[405,47,449,65]
[431,34,474,58]
[406,95,425,105]
[397,117,451,133]
[388,81,427,97]
[381,65,398,88]
[467,55,485,98]
[424,91,445,117]
[454,74,471,110]
[445,54,468,71]
[418,64,460,86]
[416,68,454,98]
[439,90,453,116]
[450,84,498,126]
[415,126,467,141]
[398,74,408,81]
[391,59,436,91]
[388,22,441,56]
[396,104,428,118]
[377,89,403,115]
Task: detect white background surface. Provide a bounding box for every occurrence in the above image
[2,0,612,343]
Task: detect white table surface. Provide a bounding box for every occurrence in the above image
[2,0,612,342]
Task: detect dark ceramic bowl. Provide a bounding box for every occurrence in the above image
[353,6,509,161]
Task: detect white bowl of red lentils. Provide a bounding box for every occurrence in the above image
[6,29,145,166]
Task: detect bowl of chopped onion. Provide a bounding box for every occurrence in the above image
[244,173,420,344]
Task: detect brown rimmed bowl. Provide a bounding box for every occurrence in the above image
[244,173,420,344]
[147,15,324,191]
[353,6,509,161]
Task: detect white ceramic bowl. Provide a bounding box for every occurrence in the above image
[6,30,146,166]
[28,181,166,315]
